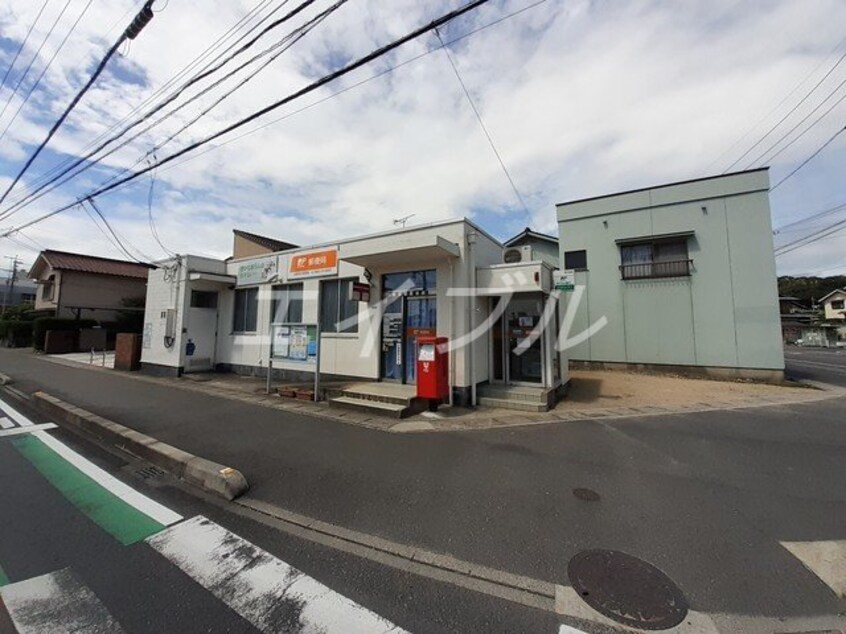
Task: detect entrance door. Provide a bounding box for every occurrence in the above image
[185,290,219,372]
[404,296,437,384]
[381,298,404,381]
[505,296,543,385]
[380,295,437,383]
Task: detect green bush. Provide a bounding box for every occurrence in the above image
[32,318,97,351]
[0,321,33,347]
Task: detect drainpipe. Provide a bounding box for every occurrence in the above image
[466,230,477,406]
[448,258,455,406]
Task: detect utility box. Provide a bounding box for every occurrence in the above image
[114,333,142,371]
[416,336,449,408]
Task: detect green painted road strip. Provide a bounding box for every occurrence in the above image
[0,562,9,587]
[12,434,166,545]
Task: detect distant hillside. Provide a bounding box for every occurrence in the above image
[778,275,846,303]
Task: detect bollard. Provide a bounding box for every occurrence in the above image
[266,358,273,395]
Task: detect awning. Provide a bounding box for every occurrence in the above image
[341,234,460,269]
[615,230,695,246]
[189,272,236,284]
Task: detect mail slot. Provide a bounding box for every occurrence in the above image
[417,335,449,408]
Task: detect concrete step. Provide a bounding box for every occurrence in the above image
[477,396,548,412]
[477,385,550,403]
[324,386,416,407]
[329,396,411,419]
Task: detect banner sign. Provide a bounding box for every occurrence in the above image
[553,269,576,291]
[237,257,277,286]
[272,323,318,362]
[289,247,338,279]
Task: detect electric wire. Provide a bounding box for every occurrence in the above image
[0,0,95,145]
[1,0,495,238]
[723,46,846,173]
[434,26,530,215]
[773,200,846,234]
[770,124,845,191]
[0,0,75,125]
[1,0,278,212]
[0,0,157,208]
[0,0,52,94]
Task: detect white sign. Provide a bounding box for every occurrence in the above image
[554,269,576,291]
[237,257,277,286]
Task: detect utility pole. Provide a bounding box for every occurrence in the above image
[2,255,20,316]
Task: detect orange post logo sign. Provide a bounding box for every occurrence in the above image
[289,247,339,278]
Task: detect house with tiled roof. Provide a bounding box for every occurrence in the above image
[28,250,155,320]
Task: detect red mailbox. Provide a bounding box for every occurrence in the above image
[416,336,449,407]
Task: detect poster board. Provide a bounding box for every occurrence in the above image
[271,323,318,362]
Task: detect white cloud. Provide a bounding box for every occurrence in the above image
[0,0,844,275]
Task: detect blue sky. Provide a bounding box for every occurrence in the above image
[0,0,844,276]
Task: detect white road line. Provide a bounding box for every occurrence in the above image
[147,516,408,634]
[0,397,35,426]
[0,423,57,437]
[559,625,590,633]
[786,358,846,373]
[0,416,14,429]
[781,539,846,598]
[30,430,183,527]
[554,585,719,634]
[0,568,125,634]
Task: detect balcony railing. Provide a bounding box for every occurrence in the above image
[620,259,692,280]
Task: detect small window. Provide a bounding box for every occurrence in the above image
[320,278,358,333]
[190,290,218,309]
[271,283,303,323]
[41,276,55,301]
[564,250,587,270]
[620,239,690,280]
[832,299,845,310]
[232,288,258,333]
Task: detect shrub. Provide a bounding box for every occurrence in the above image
[32,317,97,351]
[0,321,33,347]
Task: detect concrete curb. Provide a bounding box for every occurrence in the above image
[29,390,249,501]
[0,371,12,385]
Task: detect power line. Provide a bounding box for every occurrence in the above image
[0,0,158,207]
[0,0,75,125]
[723,46,846,173]
[773,200,846,234]
[770,124,845,191]
[0,0,52,94]
[1,0,495,237]
[434,26,530,216]
[0,0,95,145]
[83,197,153,263]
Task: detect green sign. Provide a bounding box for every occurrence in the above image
[554,269,576,291]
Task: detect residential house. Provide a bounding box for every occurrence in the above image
[818,288,846,344]
[29,250,155,321]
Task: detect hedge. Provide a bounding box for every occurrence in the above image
[32,318,97,351]
[0,321,33,348]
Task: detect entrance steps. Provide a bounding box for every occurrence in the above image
[326,382,425,419]
[477,384,554,412]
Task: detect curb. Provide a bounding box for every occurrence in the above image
[29,390,249,501]
[0,371,11,386]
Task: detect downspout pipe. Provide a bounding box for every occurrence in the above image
[466,230,477,406]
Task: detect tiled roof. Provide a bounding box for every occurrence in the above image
[233,229,297,253]
[39,250,154,279]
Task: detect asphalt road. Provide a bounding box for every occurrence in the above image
[785,344,846,386]
[1,347,845,633]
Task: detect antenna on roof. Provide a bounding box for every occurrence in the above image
[393,214,415,228]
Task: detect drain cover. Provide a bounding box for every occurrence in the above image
[572,487,600,502]
[568,549,688,630]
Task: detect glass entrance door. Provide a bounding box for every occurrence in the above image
[505,296,543,384]
[380,270,437,383]
[404,297,437,384]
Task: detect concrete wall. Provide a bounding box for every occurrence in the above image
[557,169,784,373]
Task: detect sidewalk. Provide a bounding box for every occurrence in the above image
[1,346,844,624]
[41,350,841,433]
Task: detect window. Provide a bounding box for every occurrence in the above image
[20,293,35,302]
[832,299,845,310]
[620,239,691,280]
[320,278,358,333]
[564,250,587,270]
[190,290,218,309]
[41,276,55,301]
[232,288,258,332]
[271,283,303,323]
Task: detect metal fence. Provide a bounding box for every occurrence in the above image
[620,259,692,280]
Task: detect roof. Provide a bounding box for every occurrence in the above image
[503,227,558,247]
[556,167,768,208]
[28,250,154,280]
[233,229,298,253]
[818,288,846,303]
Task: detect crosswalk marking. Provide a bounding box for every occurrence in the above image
[0,423,57,438]
[781,539,846,598]
[0,416,14,429]
[0,568,124,634]
[148,516,408,634]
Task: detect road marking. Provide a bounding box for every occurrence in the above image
[786,358,846,373]
[781,540,846,598]
[0,417,14,429]
[0,568,124,633]
[558,625,590,633]
[0,399,34,426]
[147,516,408,633]
[0,423,57,438]
[554,585,719,633]
[12,432,181,544]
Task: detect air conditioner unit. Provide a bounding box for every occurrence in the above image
[502,245,533,264]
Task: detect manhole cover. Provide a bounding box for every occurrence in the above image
[573,487,600,502]
[568,549,688,630]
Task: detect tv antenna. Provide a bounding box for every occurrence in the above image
[393,214,415,228]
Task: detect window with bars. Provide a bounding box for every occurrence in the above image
[619,239,691,280]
